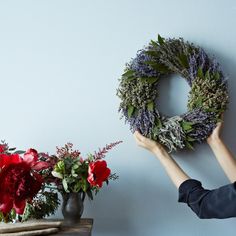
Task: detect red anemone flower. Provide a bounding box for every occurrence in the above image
[87,160,111,188]
[0,149,50,215]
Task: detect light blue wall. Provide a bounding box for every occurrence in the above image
[1,1,236,235]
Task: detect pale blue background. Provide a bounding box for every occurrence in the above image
[0,1,236,235]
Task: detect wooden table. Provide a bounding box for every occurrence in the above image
[51,219,93,236]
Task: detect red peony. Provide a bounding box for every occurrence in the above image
[87,160,111,188]
[0,149,50,214]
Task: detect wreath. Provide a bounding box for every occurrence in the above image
[117,35,229,152]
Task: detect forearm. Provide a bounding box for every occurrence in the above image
[208,138,236,183]
[152,148,190,188]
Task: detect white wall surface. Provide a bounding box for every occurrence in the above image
[0,1,236,235]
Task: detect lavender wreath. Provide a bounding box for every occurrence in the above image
[117,35,229,152]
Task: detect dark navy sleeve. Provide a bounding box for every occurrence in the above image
[178,179,236,219]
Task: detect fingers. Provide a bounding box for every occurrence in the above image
[134,130,146,142]
[134,131,145,148]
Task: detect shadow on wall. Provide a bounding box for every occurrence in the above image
[217,53,236,152]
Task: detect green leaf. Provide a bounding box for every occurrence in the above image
[178,54,189,68]
[186,136,195,142]
[14,150,25,154]
[146,50,158,57]
[72,164,79,170]
[205,70,210,80]
[185,141,194,150]
[181,121,193,131]
[144,60,156,66]
[81,179,89,192]
[10,209,16,220]
[51,170,63,179]
[150,40,158,48]
[148,77,158,83]
[155,118,163,129]
[152,63,170,73]
[140,77,158,84]
[122,70,134,78]
[197,68,204,79]
[214,72,220,80]
[71,169,78,177]
[158,34,164,45]
[147,101,154,111]
[195,96,203,107]
[144,60,169,73]
[126,76,136,82]
[74,182,82,192]
[86,189,94,200]
[127,105,135,118]
[62,179,69,192]
[205,108,216,112]
[55,160,65,172]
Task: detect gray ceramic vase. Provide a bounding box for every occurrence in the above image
[62,192,84,226]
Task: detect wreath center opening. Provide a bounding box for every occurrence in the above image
[157,74,190,117]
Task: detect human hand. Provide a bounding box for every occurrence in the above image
[134,131,167,155]
[207,121,223,144]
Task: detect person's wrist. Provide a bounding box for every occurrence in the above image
[207,135,221,146]
[152,145,168,158]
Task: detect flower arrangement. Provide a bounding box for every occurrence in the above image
[0,140,122,223]
[52,141,122,200]
[0,142,59,223]
[117,35,229,152]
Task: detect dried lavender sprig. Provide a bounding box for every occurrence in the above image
[128,49,160,78]
[120,107,159,137]
[187,48,225,86]
[182,108,216,142]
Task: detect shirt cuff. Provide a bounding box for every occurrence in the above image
[178,179,202,203]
